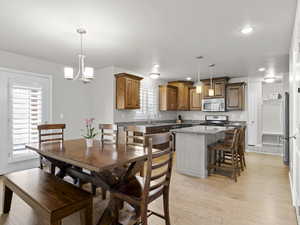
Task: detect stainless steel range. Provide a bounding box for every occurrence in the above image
[200,115,229,126]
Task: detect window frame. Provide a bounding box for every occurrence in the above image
[1,68,52,163]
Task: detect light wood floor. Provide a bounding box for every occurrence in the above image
[0,152,297,225]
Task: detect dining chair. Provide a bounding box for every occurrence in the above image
[96,123,119,199]
[125,125,147,147]
[37,124,66,175]
[99,123,119,144]
[111,132,174,225]
[125,126,147,177]
[208,128,241,182]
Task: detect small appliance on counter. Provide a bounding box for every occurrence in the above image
[176,115,183,124]
[202,98,225,112]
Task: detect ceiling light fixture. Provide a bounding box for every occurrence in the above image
[186,77,192,81]
[194,56,204,94]
[241,26,253,35]
[264,77,276,83]
[149,64,160,79]
[258,67,266,72]
[208,64,215,97]
[64,28,94,83]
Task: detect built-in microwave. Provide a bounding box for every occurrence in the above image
[202,98,225,112]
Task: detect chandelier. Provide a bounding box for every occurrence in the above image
[64,28,94,83]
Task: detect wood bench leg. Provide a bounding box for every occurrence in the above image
[2,185,13,214]
[80,204,93,225]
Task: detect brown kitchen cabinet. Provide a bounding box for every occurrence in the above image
[115,73,143,109]
[226,82,246,111]
[159,85,178,111]
[189,87,202,110]
[168,81,193,110]
[201,77,229,99]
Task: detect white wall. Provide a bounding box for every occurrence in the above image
[89,66,115,124]
[0,50,91,174]
[0,50,91,139]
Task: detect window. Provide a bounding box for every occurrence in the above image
[10,85,42,153]
[5,73,51,162]
[135,82,158,119]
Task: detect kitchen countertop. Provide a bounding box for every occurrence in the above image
[171,125,234,135]
[116,120,246,127]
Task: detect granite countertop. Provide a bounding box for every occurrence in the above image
[116,120,203,127]
[116,120,246,128]
[171,125,234,135]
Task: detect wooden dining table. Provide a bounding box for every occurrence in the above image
[26,139,154,225]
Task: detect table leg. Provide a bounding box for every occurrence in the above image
[2,185,13,213]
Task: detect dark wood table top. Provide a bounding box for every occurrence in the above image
[26,139,151,172]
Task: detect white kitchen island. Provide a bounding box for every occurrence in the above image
[172,126,234,178]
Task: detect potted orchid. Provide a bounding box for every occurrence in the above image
[82,118,98,147]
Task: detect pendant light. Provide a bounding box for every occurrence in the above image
[149,64,160,79]
[64,28,94,83]
[194,56,203,94]
[208,64,215,97]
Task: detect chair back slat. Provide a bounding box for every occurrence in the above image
[152,158,171,170]
[37,124,65,144]
[142,132,174,201]
[150,170,168,181]
[99,124,118,144]
[238,127,246,154]
[125,126,147,147]
[231,129,240,153]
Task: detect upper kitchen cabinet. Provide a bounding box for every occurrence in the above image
[201,77,229,99]
[168,81,193,110]
[226,82,246,111]
[159,85,178,111]
[115,73,143,110]
[189,87,202,111]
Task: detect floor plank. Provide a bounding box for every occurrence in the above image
[0,152,297,225]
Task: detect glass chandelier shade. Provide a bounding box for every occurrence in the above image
[208,64,215,96]
[195,56,203,94]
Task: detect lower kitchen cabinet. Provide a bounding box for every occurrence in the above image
[226,82,246,111]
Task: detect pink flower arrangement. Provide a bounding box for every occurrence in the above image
[82,118,97,139]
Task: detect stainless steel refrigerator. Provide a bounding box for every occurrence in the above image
[283,92,289,165]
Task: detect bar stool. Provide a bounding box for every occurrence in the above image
[208,129,241,182]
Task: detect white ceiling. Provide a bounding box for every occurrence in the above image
[0,0,296,80]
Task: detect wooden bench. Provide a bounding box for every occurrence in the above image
[2,168,93,225]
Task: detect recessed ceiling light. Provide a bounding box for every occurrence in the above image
[258,67,266,72]
[241,26,253,35]
[186,77,192,81]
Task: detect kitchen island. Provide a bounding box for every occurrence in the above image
[172,126,234,178]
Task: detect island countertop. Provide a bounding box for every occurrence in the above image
[171,125,234,135]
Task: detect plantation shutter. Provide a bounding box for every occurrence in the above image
[9,85,42,152]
